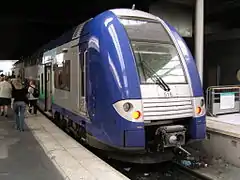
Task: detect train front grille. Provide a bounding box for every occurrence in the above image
[142,97,193,122]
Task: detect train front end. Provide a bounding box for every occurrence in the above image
[109,9,206,162]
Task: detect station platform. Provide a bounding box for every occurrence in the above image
[206,114,240,138]
[203,114,240,168]
[0,113,64,180]
[0,111,129,180]
[204,114,240,164]
[188,114,240,180]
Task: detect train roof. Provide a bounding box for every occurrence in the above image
[37,27,77,54]
[110,9,159,21]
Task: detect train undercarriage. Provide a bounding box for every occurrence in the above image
[50,110,194,164]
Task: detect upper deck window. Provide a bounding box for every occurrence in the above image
[119,18,171,43]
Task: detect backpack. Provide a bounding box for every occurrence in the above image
[30,86,39,98]
[33,88,39,98]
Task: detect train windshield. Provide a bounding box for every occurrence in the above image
[120,18,187,84]
[132,41,186,84]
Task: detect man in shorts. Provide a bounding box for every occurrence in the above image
[0,76,12,117]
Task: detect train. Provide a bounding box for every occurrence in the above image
[12,8,206,163]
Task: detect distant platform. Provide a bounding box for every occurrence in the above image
[191,113,240,169]
[206,113,240,138]
[187,113,240,179]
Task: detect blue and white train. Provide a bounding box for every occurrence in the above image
[14,8,206,163]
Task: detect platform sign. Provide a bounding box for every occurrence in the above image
[220,92,235,110]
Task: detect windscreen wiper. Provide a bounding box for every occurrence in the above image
[141,61,171,92]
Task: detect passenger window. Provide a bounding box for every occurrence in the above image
[80,51,87,97]
[64,60,71,90]
[54,59,71,91]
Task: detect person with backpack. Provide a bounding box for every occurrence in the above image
[12,78,28,131]
[28,80,39,115]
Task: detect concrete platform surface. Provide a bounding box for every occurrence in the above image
[207,114,240,138]
[25,113,129,180]
[0,113,64,180]
[187,114,240,179]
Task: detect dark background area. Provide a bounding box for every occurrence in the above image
[204,1,240,87]
[0,0,240,60]
[0,1,150,60]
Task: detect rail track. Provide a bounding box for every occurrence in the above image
[110,161,213,180]
[173,162,213,180]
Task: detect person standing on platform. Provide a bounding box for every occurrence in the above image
[0,75,3,114]
[28,80,38,115]
[0,76,12,117]
[12,78,28,131]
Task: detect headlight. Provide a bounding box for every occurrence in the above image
[123,102,133,112]
[192,97,206,117]
[196,107,202,114]
[113,99,143,122]
[132,111,141,119]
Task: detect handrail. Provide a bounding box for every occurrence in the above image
[206,85,240,117]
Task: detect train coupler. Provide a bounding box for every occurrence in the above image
[173,145,207,169]
[154,125,186,152]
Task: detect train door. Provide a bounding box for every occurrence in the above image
[79,42,87,116]
[45,64,52,112]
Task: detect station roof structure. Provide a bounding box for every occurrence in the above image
[0,0,238,60]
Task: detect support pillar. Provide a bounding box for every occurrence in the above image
[195,0,204,85]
